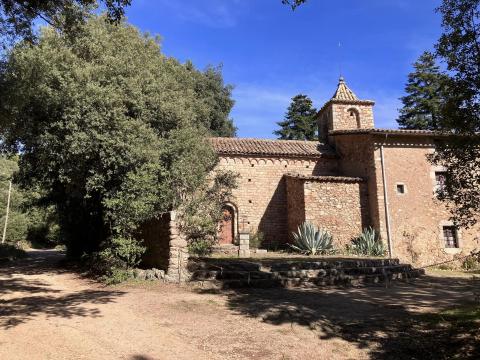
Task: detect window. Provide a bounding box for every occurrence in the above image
[435,172,447,188]
[443,226,459,248]
[347,108,361,128]
[396,184,405,194]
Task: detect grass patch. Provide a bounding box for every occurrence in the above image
[427,267,480,278]
[422,304,480,327]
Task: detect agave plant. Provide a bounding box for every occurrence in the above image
[290,222,334,255]
[349,227,386,257]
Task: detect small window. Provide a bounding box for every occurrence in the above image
[396,184,405,194]
[443,226,459,248]
[435,172,447,188]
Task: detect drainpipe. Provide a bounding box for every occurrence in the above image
[379,135,393,258]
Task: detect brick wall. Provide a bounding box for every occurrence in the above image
[286,175,369,248]
[215,155,338,245]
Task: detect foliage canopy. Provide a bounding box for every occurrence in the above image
[0,0,131,45]
[397,51,449,130]
[430,0,480,227]
[274,94,317,140]
[0,16,237,270]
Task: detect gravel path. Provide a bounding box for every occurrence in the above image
[1,250,478,360]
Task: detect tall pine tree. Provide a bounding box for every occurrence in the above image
[397,51,448,130]
[274,94,317,140]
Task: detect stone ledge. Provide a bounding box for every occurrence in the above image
[284,173,365,183]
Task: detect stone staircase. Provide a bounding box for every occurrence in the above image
[188,258,424,289]
[211,244,239,256]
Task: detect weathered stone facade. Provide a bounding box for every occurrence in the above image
[286,174,369,247]
[213,151,337,245]
[141,211,189,282]
[210,77,480,267]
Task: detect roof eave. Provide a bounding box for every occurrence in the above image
[328,129,470,137]
[215,151,338,159]
[317,99,376,117]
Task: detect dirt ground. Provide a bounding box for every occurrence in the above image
[1,250,479,360]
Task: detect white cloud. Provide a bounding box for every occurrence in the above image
[156,0,245,28]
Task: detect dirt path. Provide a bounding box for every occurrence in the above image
[1,250,479,360]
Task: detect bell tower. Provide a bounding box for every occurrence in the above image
[317,77,375,141]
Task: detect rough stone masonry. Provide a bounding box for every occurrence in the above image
[210,77,480,267]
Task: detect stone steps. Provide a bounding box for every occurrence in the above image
[189,258,424,289]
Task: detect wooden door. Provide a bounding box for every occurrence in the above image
[218,207,234,245]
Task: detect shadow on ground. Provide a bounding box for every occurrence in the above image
[197,276,480,359]
[0,250,125,329]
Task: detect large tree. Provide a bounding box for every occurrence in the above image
[0,0,131,45]
[274,94,317,140]
[0,16,236,272]
[431,0,480,227]
[397,51,449,130]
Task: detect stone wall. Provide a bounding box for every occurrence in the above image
[286,174,369,248]
[318,102,374,141]
[285,176,306,237]
[332,134,381,231]
[329,103,375,131]
[371,137,480,267]
[140,211,189,282]
[216,155,338,245]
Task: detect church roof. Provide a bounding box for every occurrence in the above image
[209,137,335,158]
[332,77,359,101]
[318,77,375,115]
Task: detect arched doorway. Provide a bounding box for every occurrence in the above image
[218,205,235,245]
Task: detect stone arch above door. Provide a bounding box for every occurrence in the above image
[218,203,238,245]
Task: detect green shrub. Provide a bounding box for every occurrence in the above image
[102,268,134,285]
[249,231,264,249]
[348,227,386,257]
[290,222,334,255]
[188,239,214,257]
[0,243,27,261]
[463,255,480,271]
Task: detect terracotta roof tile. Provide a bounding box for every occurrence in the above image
[332,77,359,101]
[209,137,335,158]
[318,77,375,114]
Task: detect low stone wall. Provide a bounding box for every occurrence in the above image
[286,174,369,248]
[140,211,189,282]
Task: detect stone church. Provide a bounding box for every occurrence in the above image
[210,77,479,266]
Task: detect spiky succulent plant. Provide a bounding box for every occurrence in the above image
[290,222,334,255]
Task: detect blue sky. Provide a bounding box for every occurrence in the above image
[125,0,442,138]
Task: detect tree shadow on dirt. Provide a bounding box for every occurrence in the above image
[0,250,125,330]
[197,276,480,359]
[0,249,77,277]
